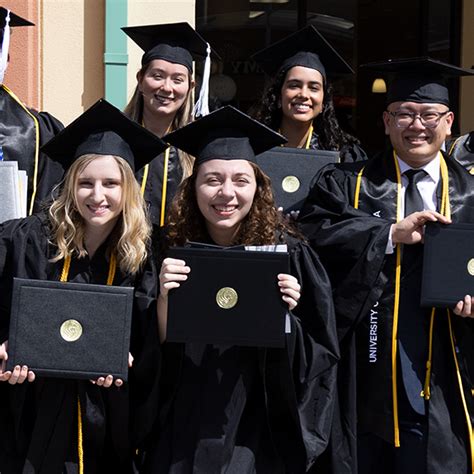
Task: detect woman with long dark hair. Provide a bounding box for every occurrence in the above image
[142,106,339,473]
[252,25,365,162]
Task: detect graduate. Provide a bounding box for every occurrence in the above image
[447,130,474,174]
[251,25,366,162]
[0,6,64,214]
[122,22,216,227]
[298,58,474,474]
[0,100,167,473]
[142,106,339,473]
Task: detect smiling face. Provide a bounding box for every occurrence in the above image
[195,159,257,246]
[280,65,324,126]
[383,101,454,167]
[75,155,123,236]
[138,58,192,120]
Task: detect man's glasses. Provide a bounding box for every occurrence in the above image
[387,110,450,129]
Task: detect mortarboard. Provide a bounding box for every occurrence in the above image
[122,22,214,71]
[251,25,353,81]
[0,7,35,83]
[0,7,34,28]
[122,22,219,117]
[41,99,168,172]
[361,57,474,106]
[164,105,286,165]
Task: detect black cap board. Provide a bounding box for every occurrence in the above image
[361,57,474,106]
[252,25,353,80]
[0,7,34,28]
[164,105,286,164]
[41,99,168,171]
[122,22,216,71]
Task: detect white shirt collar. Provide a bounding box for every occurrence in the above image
[396,152,441,184]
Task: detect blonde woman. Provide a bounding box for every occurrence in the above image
[123,22,217,227]
[0,100,166,474]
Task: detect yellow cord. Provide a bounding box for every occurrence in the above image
[447,311,474,474]
[304,124,314,149]
[2,84,40,216]
[421,308,435,400]
[140,164,150,196]
[60,253,117,473]
[354,167,365,209]
[159,147,170,227]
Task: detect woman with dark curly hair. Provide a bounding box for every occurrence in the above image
[142,106,339,473]
[251,25,366,162]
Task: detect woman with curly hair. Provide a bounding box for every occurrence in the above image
[122,22,216,227]
[0,100,166,473]
[142,106,339,473]
[251,25,366,162]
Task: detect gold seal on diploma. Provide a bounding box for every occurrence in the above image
[216,287,238,309]
[468,258,474,276]
[282,176,300,193]
[60,319,83,342]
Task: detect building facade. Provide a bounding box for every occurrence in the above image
[4,0,474,153]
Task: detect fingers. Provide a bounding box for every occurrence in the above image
[159,258,191,296]
[278,274,301,310]
[454,295,473,318]
[128,352,134,368]
[91,375,124,388]
[8,365,30,384]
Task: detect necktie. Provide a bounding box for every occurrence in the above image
[399,168,429,416]
[404,169,427,216]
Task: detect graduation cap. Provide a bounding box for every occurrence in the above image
[0,7,34,28]
[251,25,353,81]
[0,7,34,84]
[41,99,168,171]
[361,57,474,106]
[122,22,219,117]
[164,105,286,165]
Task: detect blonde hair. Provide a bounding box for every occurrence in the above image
[49,154,152,275]
[124,61,195,178]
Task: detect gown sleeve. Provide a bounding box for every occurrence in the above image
[128,252,162,451]
[31,110,65,212]
[263,238,340,472]
[298,164,392,343]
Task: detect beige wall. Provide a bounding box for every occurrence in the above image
[41,0,104,125]
[40,0,194,125]
[126,0,195,101]
[460,0,474,134]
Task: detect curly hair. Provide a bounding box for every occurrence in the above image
[251,66,359,150]
[164,162,301,249]
[123,61,195,178]
[48,154,151,275]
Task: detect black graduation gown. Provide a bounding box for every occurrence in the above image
[298,149,474,474]
[308,132,367,163]
[0,85,64,213]
[142,237,339,474]
[135,146,183,227]
[446,132,474,173]
[0,214,160,474]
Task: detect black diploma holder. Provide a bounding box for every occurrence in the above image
[166,246,290,348]
[255,146,339,213]
[421,222,474,307]
[6,278,134,380]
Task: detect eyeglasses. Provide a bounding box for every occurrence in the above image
[387,110,450,129]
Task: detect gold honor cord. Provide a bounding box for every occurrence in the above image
[278,124,313,149]
[60,253,117,474]
[448,312,474,473]
[2,85,41,216]
[353,151,450,447]
[304,124,313,149]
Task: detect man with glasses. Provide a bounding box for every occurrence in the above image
[299,58,474,474]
